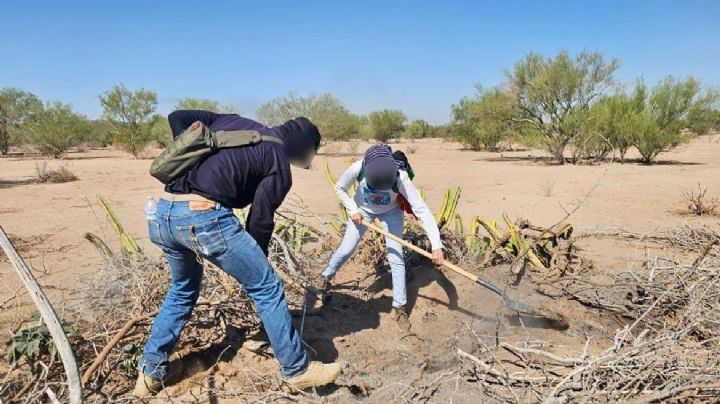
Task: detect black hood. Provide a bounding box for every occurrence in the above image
[274,117,321,167]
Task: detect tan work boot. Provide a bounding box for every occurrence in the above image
[132,359,183,398]
[285,361,343,391]
[392,305,411,332]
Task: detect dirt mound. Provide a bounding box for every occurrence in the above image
[153,256,609,403]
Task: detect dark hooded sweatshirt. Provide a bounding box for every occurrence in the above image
[165,110,292,254]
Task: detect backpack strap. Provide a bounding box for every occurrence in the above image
[213,130,284,149]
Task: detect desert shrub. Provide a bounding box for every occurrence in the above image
[426,124,452,139]
[587,94,638,161]
[25,101,92,158]
[174,97,239,113]
[34,162,78,183]
[452,86,518,151]
[406,143,418,154]
[404,119,430,139]
[507,51,619,164]
[147,114,172,147]
[99,84,158,158]
[256,92,362,141]
[629,77,716,164]
[683,183,718,216]
[368,109,406,142]
[539,178,555,197]
[0,87,43,155]
[631,113,686,164]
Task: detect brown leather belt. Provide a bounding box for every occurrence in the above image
[162,193,219,211]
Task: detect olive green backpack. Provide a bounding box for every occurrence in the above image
[150,121,283,184]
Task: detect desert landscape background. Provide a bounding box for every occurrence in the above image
[2,134,719,402]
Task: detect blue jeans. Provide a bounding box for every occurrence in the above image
[139,200,308,380]
[322,208,407,308]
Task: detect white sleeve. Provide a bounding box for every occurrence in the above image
[335,160,362,216]
[397,173,443,251]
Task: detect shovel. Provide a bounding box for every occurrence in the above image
[362,221,552,318]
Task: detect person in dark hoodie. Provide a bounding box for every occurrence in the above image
[133,110,342,397]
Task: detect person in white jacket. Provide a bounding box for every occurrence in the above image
[319,144,444,331]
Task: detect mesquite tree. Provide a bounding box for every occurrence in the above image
[0,88,43,155]
[99,85,157,158]
[507,51,619,164]
[257,92,363,141]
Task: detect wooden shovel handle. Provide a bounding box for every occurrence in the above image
[362,221,479,283]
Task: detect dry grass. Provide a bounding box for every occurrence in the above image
[539,178,556,197]
[34,163,78,184]
[461,231,720,402]
[682,183,718,216]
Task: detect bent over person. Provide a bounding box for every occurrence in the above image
[134,110,342,397]
[318,144,444,332]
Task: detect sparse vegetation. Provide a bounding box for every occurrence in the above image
[451,85,518,151]
[174,97,240,114]
[33,163,78,184]
[404,119,430,139]
[0,88,43,155]
[368,109,406,142]
[683,183,718,216]
[539,178,555,197]
[99,84,158,158]
[507,51,620,164]
[25,101,92,158]
[257,92,364,141]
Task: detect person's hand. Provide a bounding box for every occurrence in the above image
[351,213,364,225]
[432,249,444,266]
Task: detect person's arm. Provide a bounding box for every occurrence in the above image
[245,171,292,255]
[335,160,363,217]
[167,110,220,138]
[397,173,443,252]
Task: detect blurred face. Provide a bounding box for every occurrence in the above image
[289,148,316,169]
[365,158,398,190]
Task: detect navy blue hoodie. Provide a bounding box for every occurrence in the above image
[165,110,292,254]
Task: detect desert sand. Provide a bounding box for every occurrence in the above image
[1,136,719,401]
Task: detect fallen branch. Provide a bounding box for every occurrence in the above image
[81,300,213,386]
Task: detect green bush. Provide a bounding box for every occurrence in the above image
[175,97,239,113]
[25,101,92,158]
[404,119,430,139]
[506,51,619,163]
[586,94,638,161]
[631,77,717,164]
[256,92,362,141]
[368,109,406,142]
[99,84,158,158]
[451,86,518,151]
[0,87,43,155]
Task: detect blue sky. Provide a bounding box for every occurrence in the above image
[2,0,718,124]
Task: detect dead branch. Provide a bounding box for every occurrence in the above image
[0,226,83,404]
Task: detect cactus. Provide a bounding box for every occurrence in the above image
[502,213,546,269]
[465,216,480,249]
[435,189,450,224]
[323,157,336,187]
[454,214,464,236]
[435,187,461,229]
[477,218,503,245]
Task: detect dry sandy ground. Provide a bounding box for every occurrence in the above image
[2,136,718,311]
[1,136,719,401]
